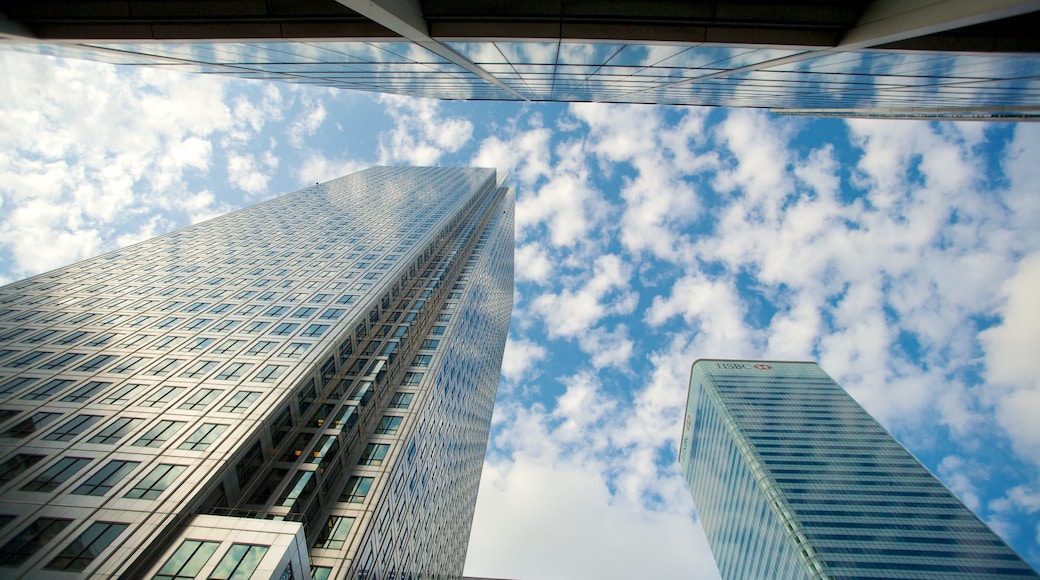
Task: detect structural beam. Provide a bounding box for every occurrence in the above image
[0,12,34,40]
[840,0,1040,50]
[334,0,527,100]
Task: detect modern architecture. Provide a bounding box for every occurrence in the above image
[679,359,1040,579]
[0,166,514,579]
[1,1,1040,119]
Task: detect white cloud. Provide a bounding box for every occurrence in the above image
[226,151,272,195]
[288,100,328,148]
[0,50,245,278]
[378,95,473,165]
[577,324,634,370]
[500,335,548,383]
[532,254,637,338]
[514,241,554,284]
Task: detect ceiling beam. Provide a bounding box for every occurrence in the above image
[839,0,1040,49]
[333,0,527,100]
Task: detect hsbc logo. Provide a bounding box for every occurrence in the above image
[714,362,772,370]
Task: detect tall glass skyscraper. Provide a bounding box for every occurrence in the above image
[680,359,1040,580]
[1,1,1039,119]
[0,166,513,579]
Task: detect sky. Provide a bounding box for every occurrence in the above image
[1,47,1039,578]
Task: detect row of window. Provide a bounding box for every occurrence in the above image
[0,410,235,452]
[1,453,188,499]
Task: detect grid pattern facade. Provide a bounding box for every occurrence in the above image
[679,360,1039,580]
[0,166,513,579]
[9,40,1040,120]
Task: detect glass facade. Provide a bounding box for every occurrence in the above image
[8,40,1040,119]
[680,360,1040,580]
[0,166,514,579]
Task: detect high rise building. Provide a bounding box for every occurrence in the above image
[679,359,1040,580]
[0,166,513,579]
[1,1,1039,119]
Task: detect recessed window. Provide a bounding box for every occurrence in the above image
[1,412,62,438]
[359,444,390,466]
[210,544,269,580]
[131,420,185,448]
[87,417,143,445]
[314,516,355,550]
[21,457,91,492]
[124,464,187,500]
[72,461,139,496]
[43,415,102,442]
[341,476,373,503]
[178,424,228,452]
[374,416,402,435]
[154,539,219,580]
[0,454,44,486]
[0,517,72,567]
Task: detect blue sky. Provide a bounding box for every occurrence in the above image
[1,48,1039,578]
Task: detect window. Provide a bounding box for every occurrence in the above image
[144,358,183,376]
[245,341,276,355]
[411,354,432,367]
[280,343,310,358]
[154,539,219,580]
[359,444,390,466]
[341,476,373,503]
[1,412,61,438]
[43,521,128,572]
[73,354,117,372]
[139,386,184,408]
[97,384,143,406]
[178,360,218,379]
[374,416,402,435]
[43,415,102,442]
[313,516,355,550]
[132,420,185,448]
[53,331,90,345]
[21,378,74,401]
[214,363,252,381]
[211,320,238,332]
[178,388,223,410]
[401,372,423,386]
[389,392,413,409]
[211,339,244,354]
[84,333,117,347]
[110,356,148,374]
[0,377,37,397]
[0,454,44,486]
[155,317,182,329]
[21,457,91,492]
[59,381,110,403]
[336,294,358,305]
[416,337,441,352]
[184,337,214,352]
[301,324,328,338]
[87,417,143,445]
[73,460,139,496]
[210,544,269,580]
[5,350,51,368]
[178,424,228,451]
[292,307,316,318]
[253,365,287,383]
[265,305,288,316]
[219,391,259,413]
[270,323,298,336]
[0,517,71,566]
[124,464,187,500]
[22,330,58,344]
[243,321,270,333]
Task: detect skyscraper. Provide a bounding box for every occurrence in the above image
[1,1,1039,119]
[679,359,1040,580]
[0,166,513,579]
